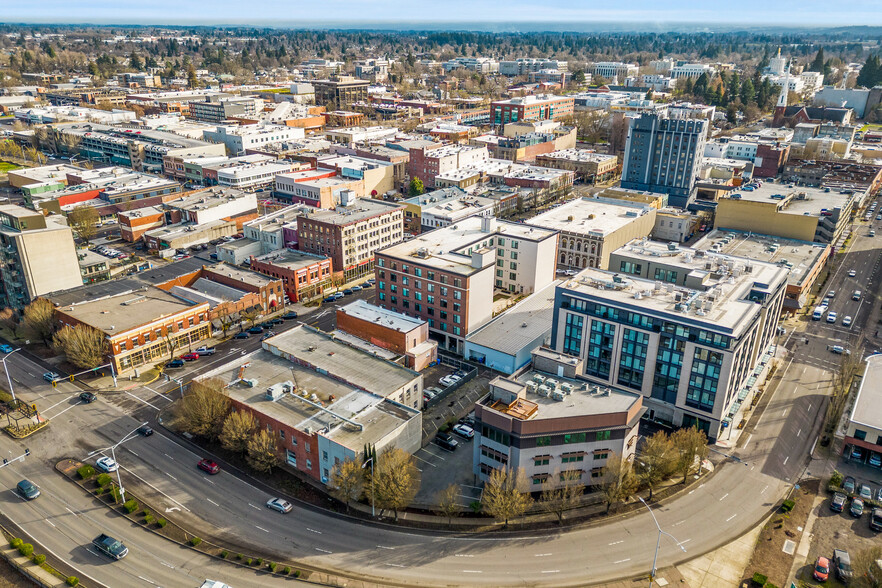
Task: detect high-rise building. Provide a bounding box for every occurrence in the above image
[621,113,708,207]
[312,76,370,109]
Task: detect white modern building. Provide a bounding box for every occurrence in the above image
[592,62,639,81]
[203,125,306,155]
[670,63,714,80]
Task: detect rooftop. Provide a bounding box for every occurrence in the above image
[538,148,618,163]
[165,187,256,212]
[527,196,652,236]
[145,219,230,241]
[491,94,570,106]
[850,354,882,431]
[338,299,425,333]
[298,200,402,226]
[721,182,859,216]
[466,280,559,355]
[252,249,329,271]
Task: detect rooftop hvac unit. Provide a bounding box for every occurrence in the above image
[242,378,258,387]
[545,378,559,391]
[551,390,566,401]
[526,381,538,395]
[532,374,546,385]
[537,385,551,397]
[560,383,574,395]
[265,384,285,401]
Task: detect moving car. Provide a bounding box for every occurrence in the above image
[813,556,830,582]
[96,456,118,473]
[831,345,850,355]
[843,476,856,494]
[92,533,128,560]
[826,311,838,323]
[42,372,60,382]
[195,347,216,356]
[165,359,185,369]
[830,492,847,512]
[849,269,857,277]
[265,498,293,513]
[850,496,864,517]
[434,432,459,452]
[826,290,835,298]
[79,391,97,403]
[833,548,853,582]
[16,479,40,500]
[137,425,153,436]
[197,458,220,475]
[452,423,475,439]
[0,344,13,353]
[843,315,853,327]
[181,353,199,361]
[853,290,863,300]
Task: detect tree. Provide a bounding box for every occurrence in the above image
[23,298,56,346]
[636,431,676,500]
[163,331,181,361]
[0,308,22,339]
[240,308,261,329]
[52,324,107,369]
[187,64,199,89]
[246,429,279,473]
[435,483,461,528]
[597,453,638,513]
[369,447,420,521]
[482,466,532,527]
[539,469,584,524]
[852,545,882,588]
[216,307,236,337]
[808,48,826,73]
[329,458,364,513]
[670,426,709,484]
[726,103,738,125]
[220,410,256,454]
[857,55,882,89]
[67,205,100,243]
[408,177,425,197]
[129,51,143,71]
[571,69,586,85]
[180,378,231,441]
[739,78,756,105]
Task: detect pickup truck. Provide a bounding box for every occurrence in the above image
[195,347,216,356]
[92,533,128,560]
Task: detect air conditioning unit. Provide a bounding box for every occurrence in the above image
[537,385,551,397]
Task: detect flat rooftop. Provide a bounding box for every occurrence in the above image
[56,287,202,334]
[253,249,328,271]
[165,187,254,211]
[299,200,402,226]
[317,154,393,171]
[338,299,425,333]
[262,325,420,396]
[527,196,652,236]
[850,354,882,430]
[694,229,829,289]
[146,219,230,240]
[722,182,855,216]
[403,187,469,207]
[539,148,618,163]
[207,262,277,287]
[466,280,559,355]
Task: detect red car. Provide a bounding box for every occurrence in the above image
[813,556,830,582]
[197,458,220,474]
[180,353,199,361]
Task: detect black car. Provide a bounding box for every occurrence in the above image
[830,492,847,512]
[871,508,882,532]
[343,289,354,295]
[234,332,250,339]
[16,479,40,500]
[137,425,153,436]
[434,432,459,452]
[282,311,298,320]
[248,326,264,334]
[165,359,185,369]
[270,318,284,325]
[79,391,97,403]
[323,296,336,303]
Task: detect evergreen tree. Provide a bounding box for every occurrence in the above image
[809,48,825,73]
[740,78,756,105]
[857,55,882,89]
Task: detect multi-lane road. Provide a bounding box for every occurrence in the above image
[0,214,879,587]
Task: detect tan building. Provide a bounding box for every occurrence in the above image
[526,196,657,270]
[316,154,396,198]
[535,149,619,183]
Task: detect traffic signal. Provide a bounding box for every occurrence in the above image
[24,448,29,456]
[69,375,75,382]
[2,459,7,465]
[51,380,56,388]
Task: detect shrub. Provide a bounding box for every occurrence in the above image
[96,473,112,488]
[32,554,46,565]
[245,558,252,566]
[18,543,33,557]
[220,550,229,559]
[9,538,22,549]
[268,562,277,572]
[293,570,301,578]
[76,465,94,479]
[763,584,778,588]
[144,514,154,525]
[141,509,151,517]
[283,566,291,575]
[236,553,243,560]
[66,577,79,587]
[110,487,122,502]
[123,499,139,514]
[781,499,795,512]
[830,470,844,487]
[469,500,482,513]
[157,519,167,528]
[752,573,768,587]
[189,537,202,547]
[256,557,263,566]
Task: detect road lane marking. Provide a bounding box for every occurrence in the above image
[124,390,161,410]
[782,409,787,417]
[306,527,322,534]
[783,456,789,465]
[797,429,801,437]
[49,400,84,418]
[673,520,685,526]
[541,570,560,574]
[248,503,261,510]
[137,576,158,586]
[127,449,139,457]
[462,570,482,573]
[165,473,178,481]
[608,540,624,545]
[255,525,269,532]
[745,434,752,446]
[377,545,395,550]
[535,552,553,556]
[719,493,729,501]
[761,485,769,494]
[65,507,78,517]
[41,394,76,414]
[161,562,174,569]
[385,563,405,567]
[455,554,474,557]
[118,464,191,512]
[726,514,737,522]
[44,519,56,528]
[614,558,631,564]
[163,453,175,460]
[315,548,333,554]
[678,539,691,545]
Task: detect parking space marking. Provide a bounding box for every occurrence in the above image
[535,553,552,556]
[411,453,438,467]
[726,514,737,522]
[719,493,729,501]
[608,540,624,545]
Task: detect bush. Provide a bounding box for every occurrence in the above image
[32,554,46,565]
[18,543,33,557]
[144,514,154,525]
[9,538,22,549]
[752,573,768,586]
[268,562,277,572]
[76,465,95,479]
[189,537,202,547]
[293,570,301,578]
[110,487,122,502]
[245,558,252,566]
[283,566,291,575]
[96,473,112,488]
[763,584,778,588]
[236,553,243,560]
[830,470,844,487]
[66,577,79,587]
[157,518,167,528]
[123,499,139,514]
[469,500,482,513]
[141,509,151,517]
[781,499,795,512]
[220,550,229,559]
[256,557,263,566]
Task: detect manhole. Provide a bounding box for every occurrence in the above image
[782,539,796,555]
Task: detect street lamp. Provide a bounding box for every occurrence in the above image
[1,348,22,402]
[87,421,148,505]
[637,496,687,587]
[361,456,375,517]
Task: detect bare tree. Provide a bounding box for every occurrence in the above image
[180,378,231,441]
[163,331,181,361]
[369,446,420,521]
[636,431,676,500]
[434,483,461,528]
[220,410,256,454]
[670,427,709,484]
[852,545,882,588]
[240,308,261,329]
[52,324,107,369]
[482,466,533,527]
[246,429,279,473]
[597,453,638,514]
[68,205,100,243]
[0,308,22,339]
[23,298,56,346]
[539,469,585,524]
[329,458,364,513]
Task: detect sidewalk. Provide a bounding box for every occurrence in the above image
[0,547,69,588]
[678,520,765,588]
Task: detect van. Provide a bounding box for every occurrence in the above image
[812,306,825,320]
[854,290,862,301]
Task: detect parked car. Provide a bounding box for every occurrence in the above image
[265,498,293,513]
[333,292,344,300]
[365,278,376,285]
[269,318,283,325]
[165,359,185,369]
[79,391,97,403]
[439,374,461,387]
[0,344,13,353]
[195,347,216,356]
[833,548,853,582]
[234,332,250,339]
[96,456,119,473]
[852,446,865,460]
[343,289,354,295]
[323,296,337,303]
[826,290,836,298]
[282,311,298,320]
[844,476,856,493]
[423,390,437,401]
[261,331,276,340]
[813,556,830,582]
[851,497,865,517]
[860,484,874,501]
[871,508,882,532]
[180,353,199,361]
[831,345,850,355]
[425,387,444,396]
[871,452,882,468]
[351,285,362,292]
[137,425,153,436]
[16,479,40,500]
[452,423,475,439]
[830,492,847,512]
[248,326,264,334]
[197,458,220,475]
[42,372,60,382]
[434,432,459,452]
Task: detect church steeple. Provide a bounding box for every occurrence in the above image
[776,57,790,108]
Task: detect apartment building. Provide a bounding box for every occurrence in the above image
[0,205,82,310]
[354,59,390,83]
[165,187,258,225]
[216,160,300,191]
[535,149,619,183]
[203,125,306,155]
[443,57,499,73]
[474,355,643,488]
[118,206,165,242]
[670,63,714,80]
[843,354,882,468]
[592,62,639,80]
[550,241,787,440]
[490,95,575,127]
[297,200,404,282]
[621,114,708,207]
[188,95,261,123]
[249,249,333,303]
[499,58,569,76]
[375,216,558,354]
[316,154,396,197]
[312,76,370,109]
[407,145,489,189]
[401,187,492,233]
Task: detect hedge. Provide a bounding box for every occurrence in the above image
[781,499,795,512]
[9,538,22,549]
[18,543,33,557]
[76,465,95,479]
[96,473,112,487]
[283,566,291,575]
[189,537,202,547]
[123,499,139,514]
[752,573,768,586]
[66,577,79,587]
[32,554,46,565]
[157,518,167,528]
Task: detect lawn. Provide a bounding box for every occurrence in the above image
[0,162,21,173]
[859,123,882,133]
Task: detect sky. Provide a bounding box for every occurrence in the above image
[3,0,880,28]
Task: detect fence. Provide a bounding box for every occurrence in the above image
[424,365,478,410]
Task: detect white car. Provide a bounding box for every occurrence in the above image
[439,375,461,387]
[452,423,475,439]
[848,269,857,277]
[95,456,119,473]
[843,315,853,327]
[827,311,838,323]
[265,498,293,513]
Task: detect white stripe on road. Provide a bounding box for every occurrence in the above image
[248,503,261,511]
[255,525,269,533]
[206,498,219,506]
[306,528,322,534]
[124,391,161,410]
[727,514,738,522]
[614,558,631,564]
[46,400,85,418]
[315,548,333,554]
[719,493,729,501]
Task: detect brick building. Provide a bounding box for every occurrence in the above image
[248,250,333,303]
[119,207,165,242]
[490,94,575,127]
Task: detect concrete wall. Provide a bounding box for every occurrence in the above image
[715,199,819,242]
[17,227,82,299]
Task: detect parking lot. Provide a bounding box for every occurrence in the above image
[412,423,484,509]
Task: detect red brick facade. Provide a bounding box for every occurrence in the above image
[249,255,333,303]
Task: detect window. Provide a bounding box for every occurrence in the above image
[561,454,584,464]
[536,435,551,447]
[586,320,616,379]
[596,430,611,442]
[511,251,518,260]
[563,313,584,356]
[685,347,723,413]
[854,429,867,441]
[619,261,642,275]
[534,456,550,466]
[564,433,586,444]
[322,451,328,461]
[594,452,609,460]
[306,459,312,469]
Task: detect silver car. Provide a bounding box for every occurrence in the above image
[266,497,293,513]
